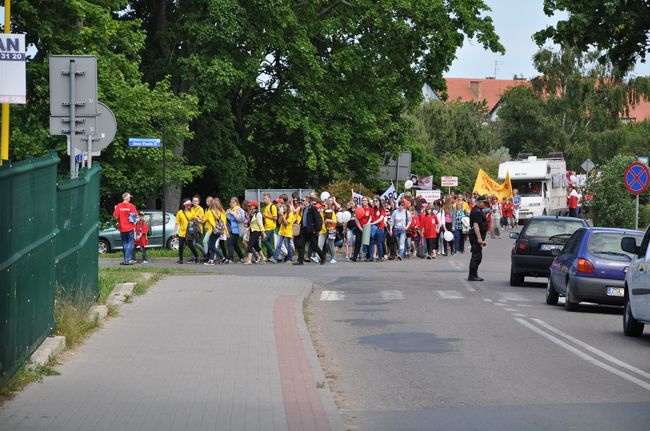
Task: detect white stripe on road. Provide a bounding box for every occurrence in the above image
[483,298,493,302]
[512,313,527,318]
[515,318,650,392]
[381,290,405,301]
[462,282,476,292]
[498,292,530,302]
[532,318,650,381]
[320,290,345,301]
[437,290,464,299]
[503,308,517,312]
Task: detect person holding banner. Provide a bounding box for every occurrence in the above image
[351,196,372,262]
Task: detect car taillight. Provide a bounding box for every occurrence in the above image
[576,258,594,274]
[517,240,528,251]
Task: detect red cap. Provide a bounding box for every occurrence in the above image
[402,199,411,208]
[273,198,282,203]
[249,200,260,207]
[315,204,323,210]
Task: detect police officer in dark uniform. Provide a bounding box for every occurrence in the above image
[468,195,489,281]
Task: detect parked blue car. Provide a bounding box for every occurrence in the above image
[546,227,644,311]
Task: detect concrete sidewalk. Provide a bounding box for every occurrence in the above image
[0,275,341,431]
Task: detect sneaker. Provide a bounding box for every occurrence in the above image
[254,255,261,264]
[312,255,320,263]
[142,260,149,264]
[330,259,337,264]
[397,255,403,261]
[177,260,184,264]
[426,255,432,260]
[128,260,137,265]
[204,260,214,265]
[120,261,129,265]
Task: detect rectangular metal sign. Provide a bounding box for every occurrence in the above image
[441,176,459,187]
[0,34,27,103]
[128,138,161,148]
[49,55,98,117]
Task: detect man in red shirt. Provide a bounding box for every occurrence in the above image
[113,192,138,265]
[351,196,372,262]
[568,186,580,218]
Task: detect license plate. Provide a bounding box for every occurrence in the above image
[540,243,563,251]
[606,287,624,297]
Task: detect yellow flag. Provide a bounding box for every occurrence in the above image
[473,169,513,200]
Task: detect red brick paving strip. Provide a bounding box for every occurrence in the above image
[274,295,331,431]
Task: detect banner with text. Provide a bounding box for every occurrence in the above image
[380,183,398,202]
[473,169,513,200]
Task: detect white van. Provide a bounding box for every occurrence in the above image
[621,227,650,336]
[498,156,568,221]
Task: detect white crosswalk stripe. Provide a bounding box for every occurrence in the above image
[381,290,405,301]
[320,290,345,301]
[436,290,465,299]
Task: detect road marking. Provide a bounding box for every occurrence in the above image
[437,290,464,299]
[381,290,405,301]
[320,290,345,301]
[494,302,506,306]
[498,292,530,302]
[483,298,493,303]
[513,304,548,308]
[503,308,517,312]
[512,313,527,318]
[515,318,650,392]
[532,318,650,381]
[462,282,476,292]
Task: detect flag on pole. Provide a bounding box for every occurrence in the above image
[380,183,397,202]
[352,190,364,206]
[472,169,513,200]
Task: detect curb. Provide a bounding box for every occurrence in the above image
[29,336,65,367]
[296,279,345,431]
[106,282,136,306]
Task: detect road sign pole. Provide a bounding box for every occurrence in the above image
[634,195,639,230]
[1,0,12,165]
[162,123,167,249]
[69,59,76,178]
[86,134,92,168]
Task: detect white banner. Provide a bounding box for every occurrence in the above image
[415,189,441,204]
[410,174,433,190]
[380,183,398,202]
[352,190,364,206]
[0,34,27,104]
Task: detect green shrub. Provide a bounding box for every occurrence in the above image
[591,154,636,228]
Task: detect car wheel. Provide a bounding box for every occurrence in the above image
[98,239,110,254]
[510,267,524,286]
[167,236,179,251]
[623,296,644,337]
[564,278,579,311]
[546,277,559,305]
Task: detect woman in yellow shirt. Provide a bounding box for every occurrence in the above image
[323,207,338,263]
[203,200,228,265]
[273,203,294,263]
[243,201,266,265]
[173,199,200,264]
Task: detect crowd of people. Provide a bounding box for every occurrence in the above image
[161,190,506,266]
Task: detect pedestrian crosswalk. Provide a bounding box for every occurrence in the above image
[318,287,536,304]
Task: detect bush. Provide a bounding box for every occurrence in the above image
[591,154,637,228]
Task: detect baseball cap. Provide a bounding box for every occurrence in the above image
[122,192,132,199]
[249,200,260,207]
[183,199,192,206]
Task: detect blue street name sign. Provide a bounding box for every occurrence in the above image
[128,137,161,148]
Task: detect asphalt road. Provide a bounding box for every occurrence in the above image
[101,238,650,430]
[305,237,650,431]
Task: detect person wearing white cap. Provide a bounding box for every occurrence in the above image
[173,199,201,264]
[112,192,138,265]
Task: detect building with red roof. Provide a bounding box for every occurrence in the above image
[423,77,650,122]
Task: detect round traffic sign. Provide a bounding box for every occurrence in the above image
[624,162,649,195]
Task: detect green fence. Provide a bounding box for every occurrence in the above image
[0,152,101,382]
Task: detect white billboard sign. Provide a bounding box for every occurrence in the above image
[0,34,26,104]
[441,176,458,187]
[415,189,441,203]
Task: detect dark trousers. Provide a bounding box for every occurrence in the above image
[227,233,245,260]
[179,236,199,262]
[425,238,436,256]
[353,226,363,259]
[297,230,324,263]
[248,231,262,253]
[569,207,579,218]
[468,233,485,275]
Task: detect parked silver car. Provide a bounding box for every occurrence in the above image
[621,226,650,336]
[98,210,178,254]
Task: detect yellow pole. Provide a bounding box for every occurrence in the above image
[1,0,11,164]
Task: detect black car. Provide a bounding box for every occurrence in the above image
[509,216,588,286]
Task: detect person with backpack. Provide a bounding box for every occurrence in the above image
[134,211,149,263]
[226,197,246,262]
[261,193,278,261]
[273,203,294,263]
[173,199,201,264]
[203,200,228,265]
[113,192,138,265]
[243,201,265,265]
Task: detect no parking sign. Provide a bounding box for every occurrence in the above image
[624,162,649,195]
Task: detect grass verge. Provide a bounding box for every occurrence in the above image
[0,360,60,404]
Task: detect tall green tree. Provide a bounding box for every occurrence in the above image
[9,0,200,214]
[534,1,650,73]
[127,0,504,201]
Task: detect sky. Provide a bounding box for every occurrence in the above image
[446,0,650,79]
